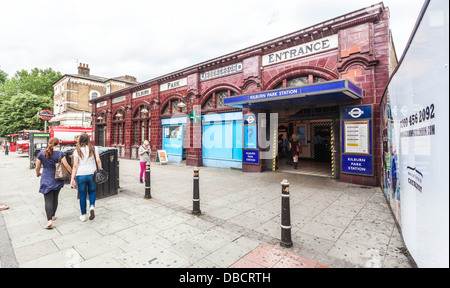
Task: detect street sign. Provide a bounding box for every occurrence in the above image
[38,110,55,121]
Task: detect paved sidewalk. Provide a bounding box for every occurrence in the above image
[0,152,414,268]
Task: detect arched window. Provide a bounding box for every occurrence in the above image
[132,105,151,148]
[112,109,125,145]
[202,89,237,110]
[274,75,327,89]
[161,98,187,115]
[89,90,100,100]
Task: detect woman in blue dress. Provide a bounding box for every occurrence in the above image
[35,137,72,229]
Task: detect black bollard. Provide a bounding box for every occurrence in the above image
[192,167,201,215]
[280,179,293,248]
[144,162,151,199]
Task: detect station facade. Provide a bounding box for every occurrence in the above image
[90,3,395,186]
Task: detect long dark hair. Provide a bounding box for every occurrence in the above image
[76,133,94,159]
[45,137,60,159]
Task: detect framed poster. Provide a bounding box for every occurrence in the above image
[297,125,307,146]
[344,120,369,154]
[157,150,168,163]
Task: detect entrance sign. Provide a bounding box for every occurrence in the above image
[262,35,338,66]
[341,105,373,176]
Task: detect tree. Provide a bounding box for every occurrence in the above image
[0,69,7,84]
[0,91,53,136]
[0,67,61,136]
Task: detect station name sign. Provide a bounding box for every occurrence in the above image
[262,35,338,66]
[132,88,151,99]
[160,78,187,92]
[200,62,243,81]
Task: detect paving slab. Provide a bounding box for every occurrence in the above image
[0,153,415,268]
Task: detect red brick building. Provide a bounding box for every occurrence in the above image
[90,3,395,186]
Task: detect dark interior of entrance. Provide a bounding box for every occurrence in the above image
[274,105,339,177]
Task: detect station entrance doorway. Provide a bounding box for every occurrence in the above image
[223,79,363,179]
[272,105,340,178]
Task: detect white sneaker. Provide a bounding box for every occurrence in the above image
[79,214,87,222]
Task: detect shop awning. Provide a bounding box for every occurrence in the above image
[224,79,363,109]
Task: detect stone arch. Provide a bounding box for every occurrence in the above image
[264,66,339,91]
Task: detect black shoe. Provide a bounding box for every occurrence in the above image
[89,207,95,220]
[140,179,143,183]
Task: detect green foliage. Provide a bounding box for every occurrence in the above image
[0,69,7,84]
[0,91,53,136]
[0,67,61,136]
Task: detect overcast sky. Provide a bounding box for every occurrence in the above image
[0,0,425,82]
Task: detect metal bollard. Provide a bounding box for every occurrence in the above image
[192,167,201,215]
[144,162,151,199]
[280,179,293,248]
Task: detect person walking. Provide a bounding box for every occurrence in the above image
[35,137,72,229]
[70,134,102,222]
[289,134,302,170]
[138,140,151,183]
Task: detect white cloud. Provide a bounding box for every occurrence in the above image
[0,0,425,82]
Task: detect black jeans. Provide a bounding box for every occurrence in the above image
[44,189,60,221]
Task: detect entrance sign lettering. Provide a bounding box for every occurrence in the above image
[262,35,338,66]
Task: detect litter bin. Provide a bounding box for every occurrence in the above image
[62,146,119,200]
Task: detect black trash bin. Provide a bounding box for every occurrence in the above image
[62,146,119,200]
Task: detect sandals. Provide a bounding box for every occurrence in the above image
[0,204,9,211]
[45,220,53,229]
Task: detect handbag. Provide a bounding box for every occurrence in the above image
[55,152,71,180]
[93,148,109,184]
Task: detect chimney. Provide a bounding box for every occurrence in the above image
[78,63,90,77]
[124,75,137,83]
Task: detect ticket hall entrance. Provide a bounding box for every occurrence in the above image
[275,106,338,178]
[224,79,363,179]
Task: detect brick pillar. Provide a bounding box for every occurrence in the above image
[186,98,202,167]
[105,101,112,147]
[150,101,161,162]
[124,98,133,159]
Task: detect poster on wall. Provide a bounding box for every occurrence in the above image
[344,121,369,154]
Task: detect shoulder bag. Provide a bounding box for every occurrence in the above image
[55,151,71,180]
[93,148,109,184]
